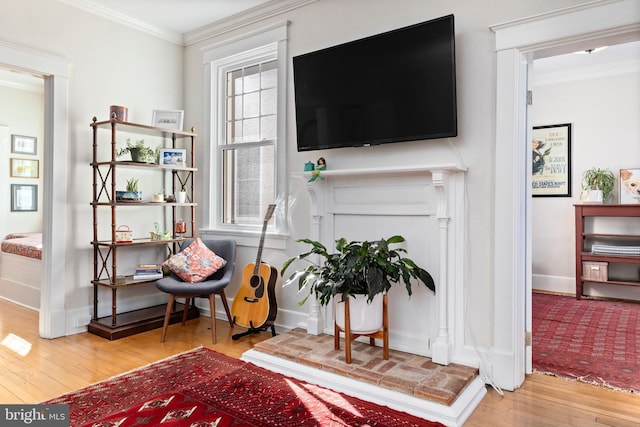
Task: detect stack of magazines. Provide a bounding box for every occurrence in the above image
[591,244,640,256]
[133,264,163,280]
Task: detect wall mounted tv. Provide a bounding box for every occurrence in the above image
[293,14,457,152]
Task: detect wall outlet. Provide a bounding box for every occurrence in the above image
[74,315,91,328]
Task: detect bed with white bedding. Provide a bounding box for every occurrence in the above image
[0,232,42,310]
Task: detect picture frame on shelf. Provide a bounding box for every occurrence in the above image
[10,158,39,178]
[159,148,187,167]
[620,168,640,204]
[532,123,572,197]
[11,135,37,155]
[151,109,184,131]
[11,184,38,212]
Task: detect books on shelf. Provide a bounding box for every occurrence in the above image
[591,244,640,256]
[133,272,163,280]
[133,264,163,280]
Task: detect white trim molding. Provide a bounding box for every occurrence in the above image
[490,0,640,391]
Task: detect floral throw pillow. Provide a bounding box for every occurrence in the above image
[163,238,226,283]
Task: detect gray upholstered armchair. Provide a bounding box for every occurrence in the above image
[156,239,236,343]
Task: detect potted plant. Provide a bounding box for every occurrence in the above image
[116,178,142,201]
[177,185,188,203]
[116,138,156,163]
[281,235,435,333]
[582,167,616,203]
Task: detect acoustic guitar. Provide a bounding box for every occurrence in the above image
[231,204,278,335]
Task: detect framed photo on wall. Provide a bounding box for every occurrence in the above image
[11,184,38,212]
[620,168,640,204]
[10,158,39,178]
[532,123,572,197]
[11,134,37,155]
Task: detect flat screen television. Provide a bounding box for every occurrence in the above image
[293,14,457,152]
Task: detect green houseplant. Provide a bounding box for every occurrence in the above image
[582,167,616,203]
[116,138,156,163]
[280,235,435,306]
[116,178,142,201]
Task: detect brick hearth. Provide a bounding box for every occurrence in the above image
[253,328,478,406]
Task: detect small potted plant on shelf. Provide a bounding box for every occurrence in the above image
[116,138,156,163]
[177,185,188,204]
[581,167,616,203]
[116,178,142,202]
[280,235,435,333]
[150,222,171,241]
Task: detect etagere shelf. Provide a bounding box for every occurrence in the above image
[89,117,199,339]
[574,204,640,300]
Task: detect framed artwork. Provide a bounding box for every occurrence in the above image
[151,109,184,131]
[10,158,39,178]
[532,123,572,197]
[11,184,38,212]
[619,168,640,204]
[11,134,37,155]
[158,148,187,167]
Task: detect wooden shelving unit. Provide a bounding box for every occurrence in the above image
[574,204,640,300]
[89,117,199,339]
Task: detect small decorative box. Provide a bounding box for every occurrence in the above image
[115,225,133,243]
[582,261,608,281]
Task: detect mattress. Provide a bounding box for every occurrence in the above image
[1,232,42,260]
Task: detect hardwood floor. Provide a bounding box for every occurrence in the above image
[1,299,638,426]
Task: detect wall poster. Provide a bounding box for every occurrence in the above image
[532,123,572,197]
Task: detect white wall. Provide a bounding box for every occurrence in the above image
[0,0,185,316]
[184,0,589,366]
[532,68,640,300]
[0,85,44,235]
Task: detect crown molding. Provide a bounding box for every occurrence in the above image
[184,0,317,46]
[59,0,183,45]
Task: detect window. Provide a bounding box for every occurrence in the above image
[223,61,277,225]
[203,22,288,235]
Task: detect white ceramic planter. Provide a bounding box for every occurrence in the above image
[177,191,187,203]
[335,293,383,334]
[586,189,603,203]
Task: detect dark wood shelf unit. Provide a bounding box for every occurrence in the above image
[90,117,198,339]
[574,204,640,300]
[88,303,199,340]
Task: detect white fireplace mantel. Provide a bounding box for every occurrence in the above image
[294,163,467,365]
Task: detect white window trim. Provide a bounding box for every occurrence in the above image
[201,21,289,245]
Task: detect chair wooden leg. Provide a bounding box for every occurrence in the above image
[161,294,175,343]
[182,297,191,325]
[217,290,233,326]
[208,294,216,344]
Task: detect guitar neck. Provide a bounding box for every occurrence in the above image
[252,204,275,276]
[252,221,268,275]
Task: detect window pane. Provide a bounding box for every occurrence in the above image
[223,145,274,225]
[261,88,277,115]
[233,95,243,120]
[261,115,277,141]
[261,61,277,89]
[243,118,259,142]
[243,65,260,93]
[243,92,260,118]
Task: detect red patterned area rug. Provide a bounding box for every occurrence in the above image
[532,292,639,392]
[44,347,444,426]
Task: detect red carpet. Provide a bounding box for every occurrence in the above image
[532,292,640,392]
[44,347,443,426]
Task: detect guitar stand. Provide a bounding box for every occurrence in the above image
[231,321,276,341]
